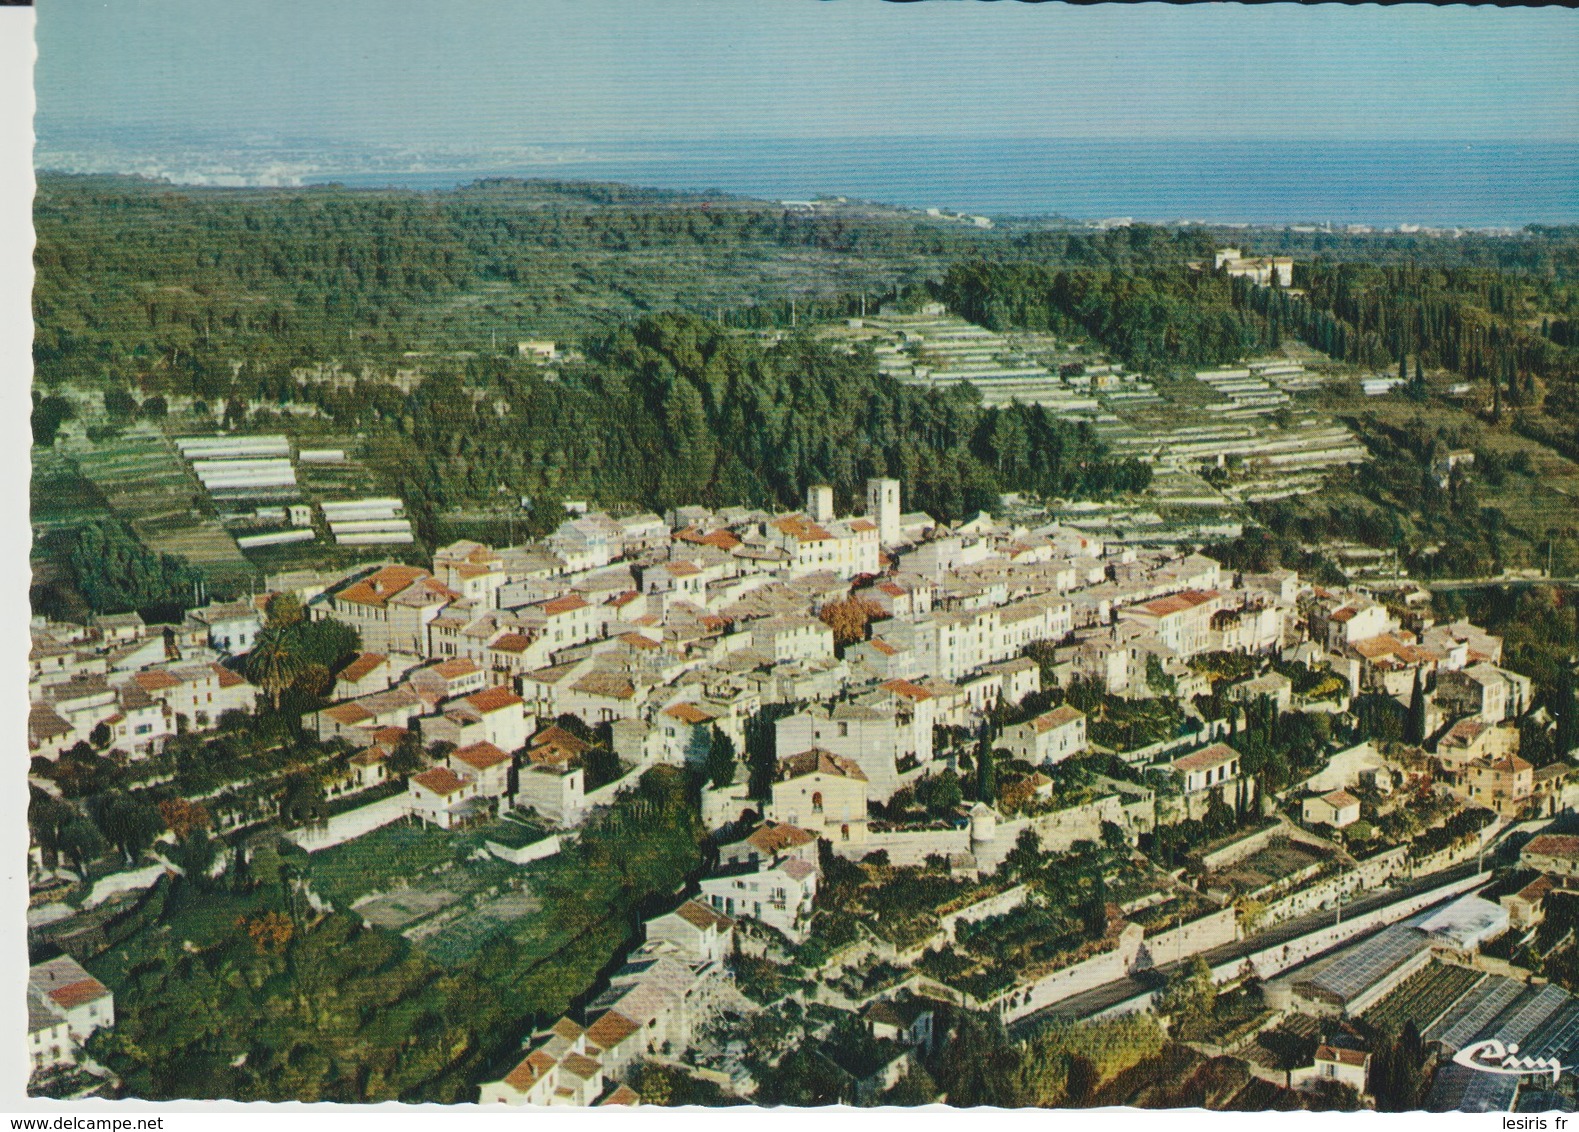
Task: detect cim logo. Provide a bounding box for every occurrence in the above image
[1452,1039,1569,1084]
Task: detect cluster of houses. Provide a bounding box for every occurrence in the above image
[292,483,1266,809]
[32,468,1544,863]
[1300,590,1552,821]
[29,604,261,760]
[36,471,1537,883]
[31,466,1565,1103]
[481,896,737,1105]
[480,855,944,1106]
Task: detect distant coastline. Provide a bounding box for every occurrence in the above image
[34,136,1579,230]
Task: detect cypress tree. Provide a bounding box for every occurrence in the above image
[1556,664,1579,759]
[1406,668,1427,745]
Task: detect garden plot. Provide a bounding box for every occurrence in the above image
[305,821,478,908]
[418,886,543,965]
[355,883,466,932]
[1362,960,1484,1033]
[306,819,549,963]
[1207,839,1331,896]
[294,436,386,500]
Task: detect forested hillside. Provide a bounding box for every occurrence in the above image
[937,261,1267,370]
[31,175,1168,552]
[30,174,1579,588]
[298,312,1151,538]
[32,173,991,386]
[933,244,1579,467]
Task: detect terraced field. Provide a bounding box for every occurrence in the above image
[64,427,254,590]
[1362,959,1484,1034]
[30,449,111,534]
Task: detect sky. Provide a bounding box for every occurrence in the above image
[35,0,1579,149]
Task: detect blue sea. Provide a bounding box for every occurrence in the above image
[305,138,1579,230]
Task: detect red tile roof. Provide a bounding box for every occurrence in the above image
[1172,743,1238,775]
[585,1010,640,1049]
[1315,1045,1368,1067]
[879,678,932,702]
[335,565,432,609]
[413,766,468,796]
[700,529,741,551]
[663,702,715,725]
[1139,589,1220,618]
[434,657,480,678]
[571,672,636,700]
[452,741,511,771]
[780,857,817,881]
[1515,875,1556,904]
[133,670,181,692]
[745,821,816,855]
[771,515,834,543]
[338,652,387,684]
[48,977,110,1011]
[1441,719,1487,747]
[778,747,868,782]
[541,593,589,616]
[1030,705,1084,732]
[1526,834,1579,861]
[503,1049,556,1091]
[1490,755,1534,774]
[560,1053,601,1081]
[1352,635,1404,660]
[466,686,524,714]
[672,899,736,932]
[531,724,591,755]
[28,704,73,739]
[324,702,374,725]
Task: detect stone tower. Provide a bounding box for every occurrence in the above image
[806,483,834,524]
[865,477,900,546]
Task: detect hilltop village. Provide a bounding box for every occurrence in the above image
[23,72,1579,1106]
[27,468,1579,1110]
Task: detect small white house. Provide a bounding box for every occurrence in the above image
[1303,789,1361,830]
[1297,1045,1370,1096]
[448,741,513,798]
[644,899,736,964]
[999,705,1087,766]
[407,766,482,829]
[1170,743,1240,795]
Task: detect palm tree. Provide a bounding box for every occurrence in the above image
[246,625,302,710]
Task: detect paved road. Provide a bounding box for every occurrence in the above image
[1009,859,1489,1038]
